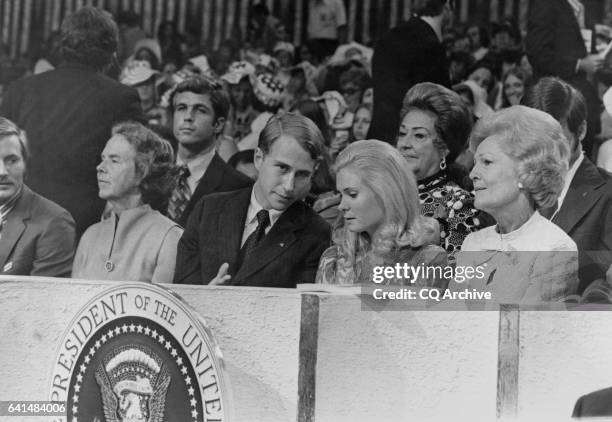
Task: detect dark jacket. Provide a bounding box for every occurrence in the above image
[553,158,612,293]
[368,17,450,144]
[0,62,143,236]
[175,153,253,228]
[525,0,601,151]
[174,187,331,287]
[573,387,612,418]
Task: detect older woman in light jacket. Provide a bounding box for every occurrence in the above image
[72,121,182,283]
[452,106,579,304]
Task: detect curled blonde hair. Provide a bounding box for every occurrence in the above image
[469,105,570,209]
[333,140,436,266]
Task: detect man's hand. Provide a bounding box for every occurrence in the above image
[209,263,232,286]
[578,54,604,76]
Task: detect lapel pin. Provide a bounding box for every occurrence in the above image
[3,261,13,272]
[279,243,285,247]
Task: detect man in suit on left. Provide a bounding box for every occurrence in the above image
[0,118,76,277]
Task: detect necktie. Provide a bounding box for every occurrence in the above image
[168,165,191,222]
[237,209,270,269]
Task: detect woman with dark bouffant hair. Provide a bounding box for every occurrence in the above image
[397,82,483,261]
[72,121,182,283]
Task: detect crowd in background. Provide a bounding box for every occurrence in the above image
[1,0,612,305]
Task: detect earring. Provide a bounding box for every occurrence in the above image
[439,157,447,170]
[517,182,524,189]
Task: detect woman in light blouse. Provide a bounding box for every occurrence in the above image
[72,121,182,283]
[452,106,579,303]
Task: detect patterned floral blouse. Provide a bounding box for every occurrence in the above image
[418,171,482,261]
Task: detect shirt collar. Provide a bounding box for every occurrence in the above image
[0,185,23,218]
[247,187,284,227]
[176,147,216,183]
[557,151,585,211]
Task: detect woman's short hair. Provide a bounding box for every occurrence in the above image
[501,67,532,108]
[60,7,119,70]
[469,105,570,209]
[400,82,473,164]
[111,122,178,212]
[258,112,325,161]
[169,76,230,121]
[521,76,586,141]
[334,140,436,264]
[0,117,29,166]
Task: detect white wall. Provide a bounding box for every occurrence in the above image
[0,277,302,422]
[518,311,612,422]
[314,295,499,422]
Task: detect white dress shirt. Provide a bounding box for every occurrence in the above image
[241,188,283,247]
[176,147,216,194]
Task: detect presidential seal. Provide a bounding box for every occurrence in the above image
[49,283,230,422]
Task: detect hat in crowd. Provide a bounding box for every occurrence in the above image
[221,61,256,85]
[315,90,348,124]
[120,60,158,86]
[250,72,285,107]
[255,54,279,73]
[133,38,162,64]
[273,42,295,57]
[187,55,210,74]
[329,42,373,66]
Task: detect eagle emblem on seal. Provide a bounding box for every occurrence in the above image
[94,345,171,422]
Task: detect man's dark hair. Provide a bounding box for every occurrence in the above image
[60,6,119,70]
[413,0,453,17]
[521,76,587,140]
[228,149,255,169]
[169,76,230,121]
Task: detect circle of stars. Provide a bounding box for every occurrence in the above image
[70,323,200,422]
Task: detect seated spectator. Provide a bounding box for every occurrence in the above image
[73,122,182,283]
[351,103,372,142]
[0,117,76,277]
[454,106,579,304]
[221,61,258,142]
[228,149,258,180]
[523,77,612,294]
[237,73,285,151]
[500,67,532,108]
[397,82,483,261]
[174,112,331,288]
[316,140,446,285]
[120,60,164,124]
[166,76,252,227]
[467,24,489,61]
[130,38,163,71]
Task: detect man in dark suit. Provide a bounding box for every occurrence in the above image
[0,7,142,237]
[166,76,252,228]
[174,112,331,288]
[367,0,452,144]
[0,118,75,277]
[573,386,612,418]
[525,0,603,157]
[523,77,612,294]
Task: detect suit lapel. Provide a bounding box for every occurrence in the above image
[553,159,605,234]
[217,188,251,274]
[0,187,32,269]
[182,154,226,224]
[234,201,304,283]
